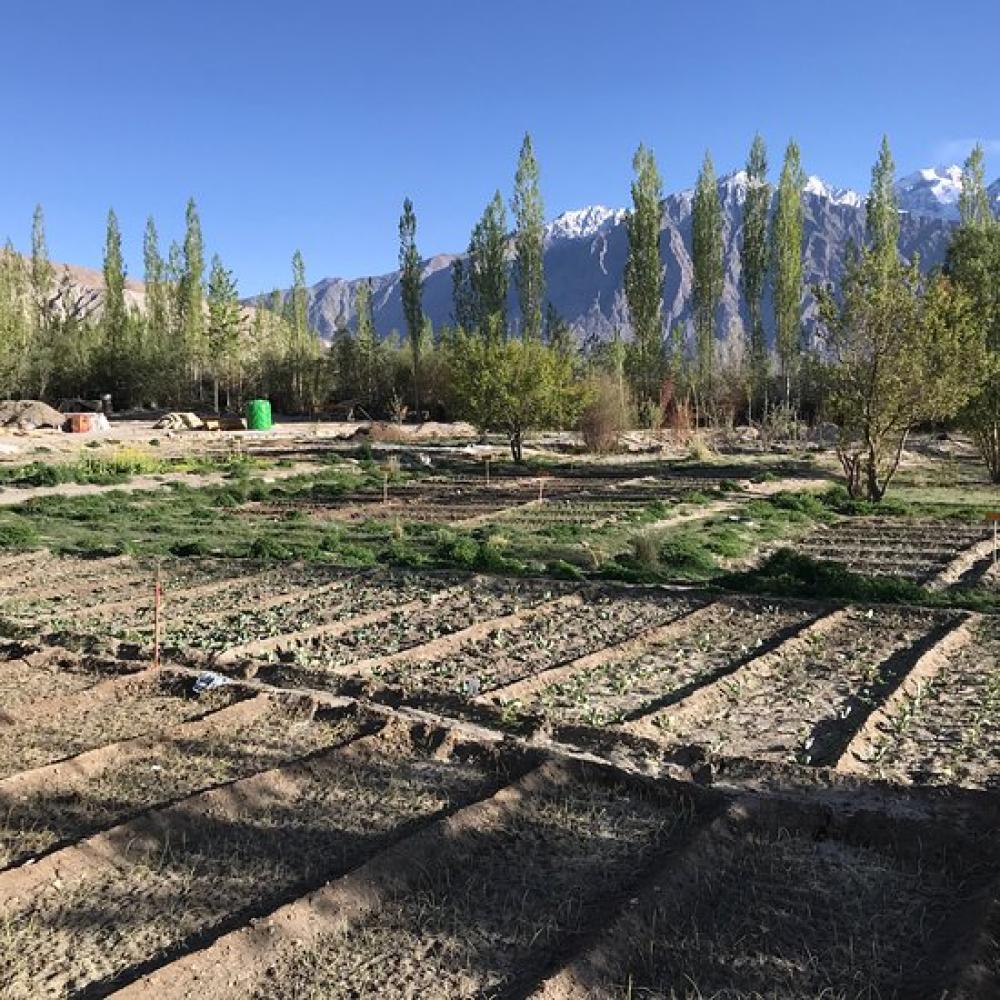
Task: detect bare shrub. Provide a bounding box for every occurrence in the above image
[687,433,714,462]
[630,530,660,570]
[368,421,410,443]
[580,375,630,454]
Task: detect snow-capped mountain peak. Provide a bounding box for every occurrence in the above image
[544,205,626,244]
[803,175,863,208]
[895,165,965,221]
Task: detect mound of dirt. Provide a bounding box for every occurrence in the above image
[0,400,66,431]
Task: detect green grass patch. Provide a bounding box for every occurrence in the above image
[720,549,1000,613]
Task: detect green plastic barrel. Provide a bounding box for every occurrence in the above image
[246,399,273,430]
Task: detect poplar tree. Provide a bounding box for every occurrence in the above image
[286,250,313,410]
[623,143,664,407]
[740,134,770,416]
[959,143,993,229]
[354,278,379,410]
[512,133,545,341]
[30,204,54,333]
[469,191,508,337]
[207,254,241,412]
[450,258,474,331]
[948,143,1000,480]
[102,208,127,364]
[0,240,30,394]
[692,150,724,406]
[399,197,424,414]
[771,139,805,401]
[866,135,899,269]
[143,216,167,337]
[179,197,205,394]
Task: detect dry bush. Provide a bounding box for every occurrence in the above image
[687,432,714,462]
[368,421,411,443]
[630,530,661,570]
[580,375,631,453]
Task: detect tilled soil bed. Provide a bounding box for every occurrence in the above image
[0,721,516,999]
[0,695,364,868]
[0,672,241,779]
[0,650,133,715]
[367,590,691,699]
[514,598,817,728]
[266,577,570,683]
[240,761,700,999]
[796,520,988,582]
[857,616,1000,790]
[642,606,954,765]
[534,800,991,999]
[160,572,452,658]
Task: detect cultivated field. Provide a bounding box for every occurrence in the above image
[0,432,998,997]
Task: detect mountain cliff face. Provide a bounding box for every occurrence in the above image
[281,165,995,348]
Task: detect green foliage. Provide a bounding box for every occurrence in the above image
[398,197,424,413]
[102,207,127,387]
[740,134,770,412]
[692,150,724,397]
[0,518,38,550]
[624,144,664,405]
[816,246,985,500]
[453,192,508,336]
[445,330,582,461]
[434,530,479,568]
[865,135,900,268]
[207,254,241,412]
[771,139,805,397]
[512,133,546,342]
[947,146,1000,482]
[658,533,717,577]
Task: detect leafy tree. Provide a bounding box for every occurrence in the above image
[207,254,241,412]
[866,135,899,269]
[0,240,30,394]
[450,193,508,338]
[143,216,167,332]
[692,150,724,406]
[816,252,984,500]
[178,197,206,394]
[959,144,994,229]
[740,134,770,417]
[30,204,54,341]
[354,278,380,411]
[948,143,1000,480]
[399,197,424,415]
[545,302,574,358]
[512,133,545,341]
[470,191,509,336]
[450,258,474,331]
[102,208,127,396]
[771,139,805,401]
[623,144,664,407]
[446,330,580,461]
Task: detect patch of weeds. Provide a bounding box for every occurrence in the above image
[434,530,480,569]
[720,549,1000,612]
[248,536,295,560]
[658,533,717,577]
[0,518,38,550]
[679,489,713,506]
[170,539,213,557]
[546,559,585,581]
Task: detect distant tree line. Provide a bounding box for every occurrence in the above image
[0,134,997,493]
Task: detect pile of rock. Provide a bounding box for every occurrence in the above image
[0,400,66,431]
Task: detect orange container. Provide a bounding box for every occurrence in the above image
[67,413,95,433]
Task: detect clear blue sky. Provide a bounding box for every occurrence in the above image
[3,0,997,294]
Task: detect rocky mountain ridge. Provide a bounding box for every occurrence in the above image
[277,164,996,347]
